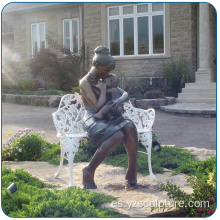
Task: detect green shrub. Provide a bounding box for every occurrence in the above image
[75,138,97,162]
[2,129,45,161]
[118,73,147,99]
[40,142,68,165]
[158,174,216,217]
[2,168,119,217]
[2,168,52,215]
[161,58,191,97]
[144,89,165,99]
[36,89,65,96]
[2,89,65,96]
[71,87,80,94]
[17,79,41,91]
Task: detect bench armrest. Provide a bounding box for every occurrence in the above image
[123,101,155,132]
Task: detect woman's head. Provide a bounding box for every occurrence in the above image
[92,46,115,76]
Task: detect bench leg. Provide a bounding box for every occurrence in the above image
[67,152,76,187]
[54,144,65,179]
[146,145,156,180]
[139,131,156,180]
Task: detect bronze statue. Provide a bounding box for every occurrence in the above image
[79,46,138,189]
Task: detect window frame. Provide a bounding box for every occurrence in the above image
[31,22,46,56]
[107,3,166,57]
[63,18,79,54]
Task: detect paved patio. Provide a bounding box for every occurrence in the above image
[2,103,216,151]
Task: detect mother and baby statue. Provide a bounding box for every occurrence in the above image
[79,46,138,189]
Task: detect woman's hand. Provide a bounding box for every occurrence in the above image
[95,81,106,91]
[109,99,121,112]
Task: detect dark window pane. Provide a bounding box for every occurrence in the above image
[123,18,134,55]
[109,7,119,16]
[72,19,78,53]
[153,15,164,54]
[137,4,148,13]
[109,19,120,56]
[152,3,163,12]
[138,16,149,54]
[123,5,133,15]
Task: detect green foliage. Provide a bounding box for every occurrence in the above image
[46,36,84,91]
[3,89,65,96]
[39,142,68,165]
[118,73,147,99]
[193,156,216,182]
[117,72,176,99]
[40,137,215,181]
[71,87,80,94]
[27,46,82,91]
[36,89,65,96]
[75,138,97,162]
[2,168,52,215]
[2,168,119,217]
[104,145,198,176]
[27,48,60,88]
[144,89,165,99]
[158,175,216,217]
[17,79,41,91]
[161,58,191,97]
[2,129,45,161]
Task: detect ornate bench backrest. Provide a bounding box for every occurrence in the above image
[53,93,155,137]
[52,93,86,137]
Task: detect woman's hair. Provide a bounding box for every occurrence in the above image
[92,46,115,68]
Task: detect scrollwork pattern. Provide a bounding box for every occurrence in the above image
[54,93,86,134]
[123,102,155,131]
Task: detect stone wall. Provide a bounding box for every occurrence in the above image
[83,3,103,71]
[2,94,175,109]
[3,4,81,87]
[83,3,198,80]
[4,3,216,87]
[13,4,81,59]
[170,3,198,81]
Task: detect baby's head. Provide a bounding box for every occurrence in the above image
[104,74,119,88]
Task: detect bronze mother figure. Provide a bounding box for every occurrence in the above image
[79,46,138,189]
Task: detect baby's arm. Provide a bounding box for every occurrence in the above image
[106,88,118,96]
[117,87,129,102]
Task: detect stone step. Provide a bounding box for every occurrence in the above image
[184,83,216,89]
[176,98,216,103]
[181,88,216,94]
[160,103,216,116]
[178,93,216,99]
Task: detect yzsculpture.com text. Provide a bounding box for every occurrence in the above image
[112,199,211,210]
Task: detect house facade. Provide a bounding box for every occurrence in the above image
[2,2,216,87]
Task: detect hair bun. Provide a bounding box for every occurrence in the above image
[94,46,110,54]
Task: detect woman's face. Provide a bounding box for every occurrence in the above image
[97,62,115,77]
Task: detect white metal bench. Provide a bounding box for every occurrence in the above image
[52,93,156,186]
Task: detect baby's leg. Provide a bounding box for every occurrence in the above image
[94,104,111,119]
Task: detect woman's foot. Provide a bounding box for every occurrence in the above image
[125,169,137,185]
[82,166,97,189]
[126,179,137,185]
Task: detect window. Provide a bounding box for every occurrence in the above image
[63,18,79,54]
[108,3,165,56]
[31,22,45,56]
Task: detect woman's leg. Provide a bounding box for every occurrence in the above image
[122,122,138,184]
[83,130,124,189]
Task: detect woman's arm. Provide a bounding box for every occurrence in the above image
[79,79,107,112]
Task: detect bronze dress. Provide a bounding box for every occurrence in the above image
[82,73,132,148]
